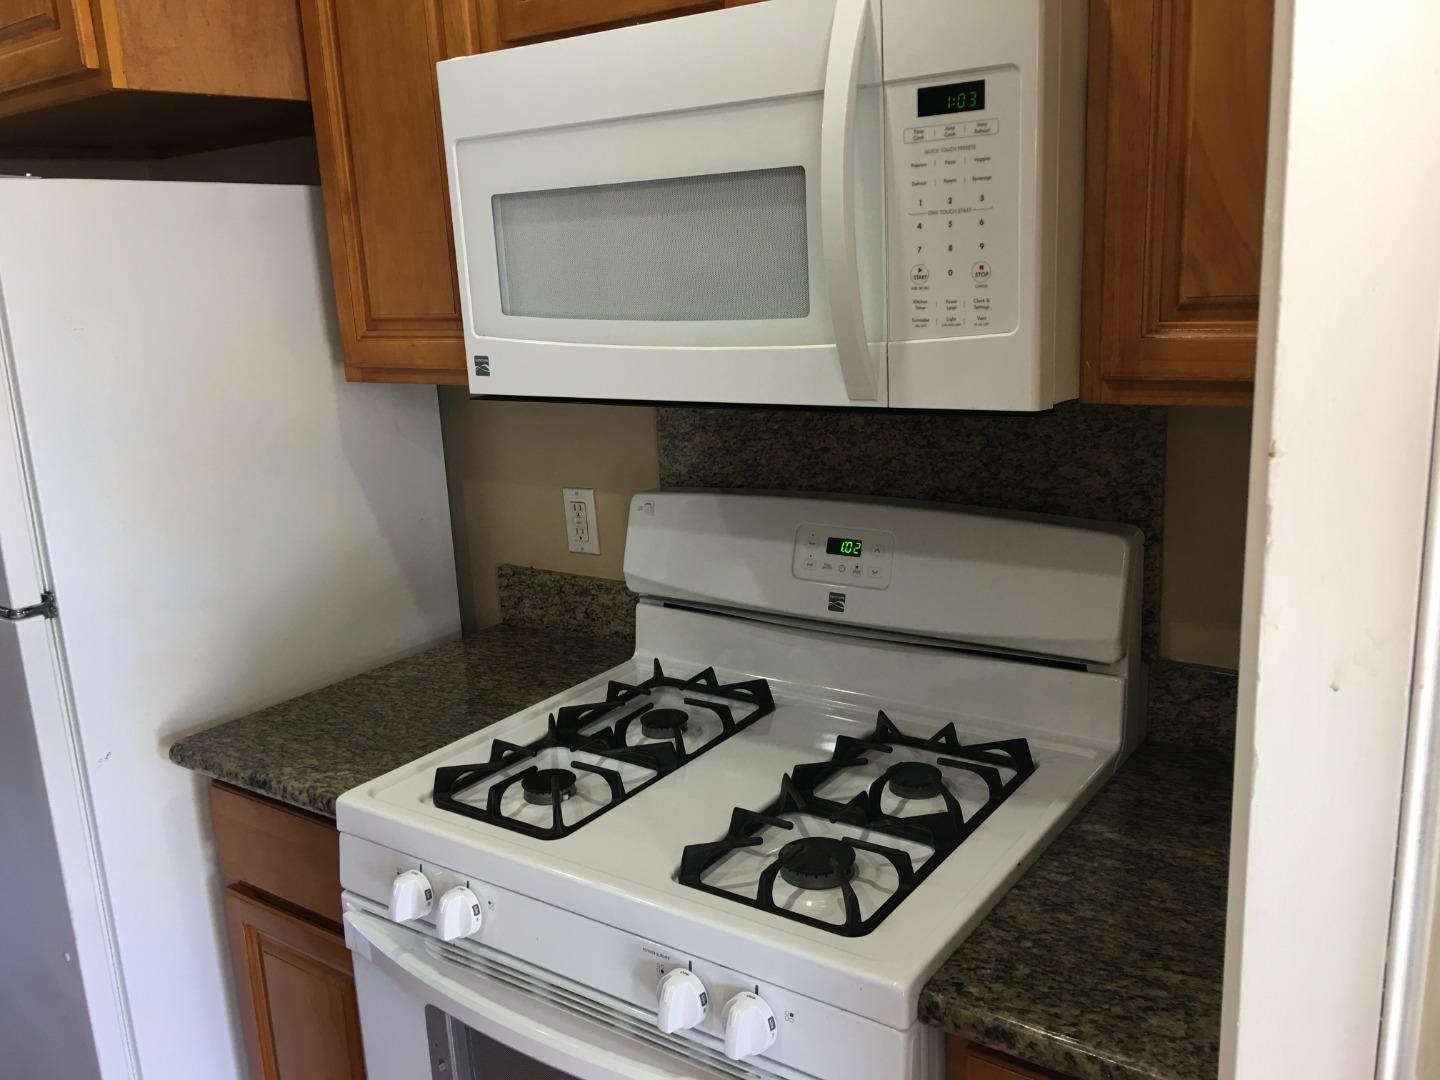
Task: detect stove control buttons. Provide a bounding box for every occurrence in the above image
[436,886,485,942]
[388,869,434,923]
[722,992,777,1061]
[655,969,708,1035]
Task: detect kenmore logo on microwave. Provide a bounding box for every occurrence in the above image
[473,356,490,377]
[828,592,847,613]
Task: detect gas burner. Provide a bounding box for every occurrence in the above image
[521,768,577,805]
[884,761,944,800]
[640,708,689,740]
[778,837,857,890]
[678,711,1036,936]
[431,660,775,840]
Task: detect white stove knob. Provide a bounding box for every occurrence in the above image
[436,886,484,942]
[656,969,709,1035]
[388,869,434,923]
[722,992,777,1061]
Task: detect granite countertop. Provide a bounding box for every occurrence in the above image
[170,591,1232,1080]
[169,623,632,816]
[920,741,1232,1080]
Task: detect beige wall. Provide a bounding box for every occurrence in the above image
[439,392,660,630]
[1160,407,1252,668]
[442,393,1254,669]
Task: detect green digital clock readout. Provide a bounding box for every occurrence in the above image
[917,78,986,118]
[826,537,863,557]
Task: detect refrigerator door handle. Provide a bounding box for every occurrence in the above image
[1,590,57,621]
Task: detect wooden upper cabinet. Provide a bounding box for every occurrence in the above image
[300,0,474,385]
[0,0,309,154]
[303,0,761,385]
[0,0,99,95]
[1082,0,1274,405]
[481,0,723,48]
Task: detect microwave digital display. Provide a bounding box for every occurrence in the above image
[826,537,863,557]
[917,79,986,118]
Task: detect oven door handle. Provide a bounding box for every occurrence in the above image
[821,0,879,403]
[345,910,727,1080]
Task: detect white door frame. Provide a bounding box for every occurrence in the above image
[1221,2,1440,1077]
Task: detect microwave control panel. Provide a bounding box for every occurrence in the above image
[887,68,1020,341]
[791,524,895,590]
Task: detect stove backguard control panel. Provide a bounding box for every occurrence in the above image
[888,67,1020,342]
[792,523,895,590]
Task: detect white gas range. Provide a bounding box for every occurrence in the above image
[337,491,1143,1080]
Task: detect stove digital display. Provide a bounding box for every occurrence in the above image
[917,79,986,118]
[825,537,863,557]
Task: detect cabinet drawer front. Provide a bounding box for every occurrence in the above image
[210,782,342,924]
[0,0,99,95]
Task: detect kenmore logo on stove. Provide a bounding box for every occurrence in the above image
[473,355,490,376]
[828,591,846,613]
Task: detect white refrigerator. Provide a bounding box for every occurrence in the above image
[0,179,461,1079]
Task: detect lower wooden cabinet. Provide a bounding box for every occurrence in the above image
[224,886,367,1080]
[210,782,364,1080]
[948,1036,1075,1080]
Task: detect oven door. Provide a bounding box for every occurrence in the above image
[344,909,750,1080]
[438,0,886,408]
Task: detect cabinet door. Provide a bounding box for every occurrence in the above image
[0,0,99,94]
[225,886,367,1080]
[1081,0,1273,405]
[299,0,477,385]
[947,1037,1075,1080]
[478,0,726,48]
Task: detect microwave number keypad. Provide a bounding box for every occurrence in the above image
[890,72,1018,341]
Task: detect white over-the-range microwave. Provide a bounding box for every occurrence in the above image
[437,0,1086,411]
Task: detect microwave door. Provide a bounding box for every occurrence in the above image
[439,0,887,408]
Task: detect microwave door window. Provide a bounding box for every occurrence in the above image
[491,167,810,322]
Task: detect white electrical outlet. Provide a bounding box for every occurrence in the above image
[562,487,600,554]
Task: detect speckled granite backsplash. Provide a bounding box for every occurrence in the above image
[657,404,1167,654]
[1145,661,1239,751]
[498,564,636,642]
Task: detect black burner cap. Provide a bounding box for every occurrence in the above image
[641,707,690,740]
[521,768,577,806]
[885,761,945,801]
[777,837,857,891]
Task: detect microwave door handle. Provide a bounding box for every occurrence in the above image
[821,0,878,402]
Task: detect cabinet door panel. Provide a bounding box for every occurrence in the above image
[0,0,98,94]
[947,1037,1075,1080]
[299,0,471,384]
[225,886,366,1080]
[1082,0,1272,405]
[487,0,721,46]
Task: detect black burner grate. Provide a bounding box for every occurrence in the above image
[432,660,774,840]
[677,711,1035,937]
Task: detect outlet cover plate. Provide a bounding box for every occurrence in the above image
[563,487,600,555]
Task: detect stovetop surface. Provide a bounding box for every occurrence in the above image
[339,643,1116,995]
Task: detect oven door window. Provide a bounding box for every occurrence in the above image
[428,1005,577,1079]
